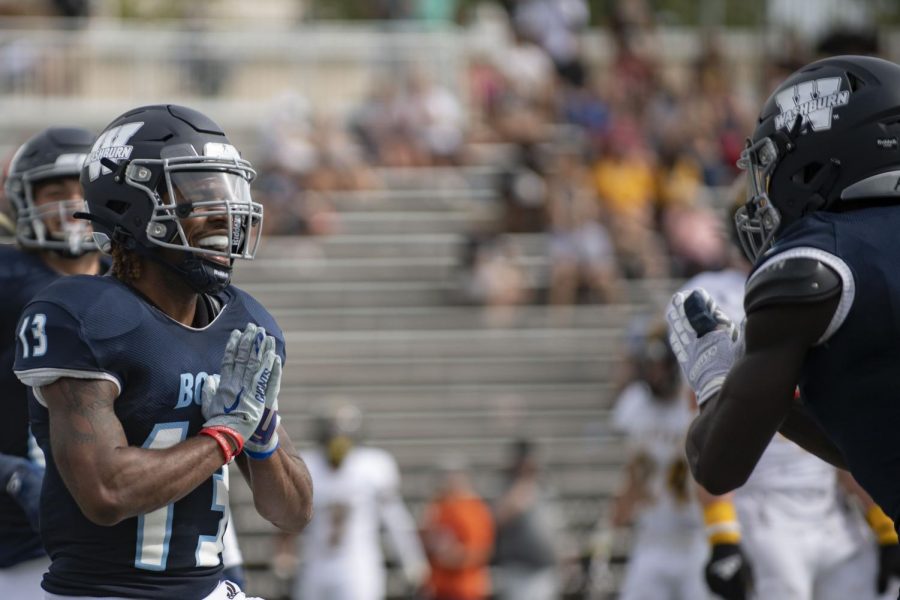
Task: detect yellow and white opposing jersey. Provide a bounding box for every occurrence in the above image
[296,446,426,600]
[613,382,703,540]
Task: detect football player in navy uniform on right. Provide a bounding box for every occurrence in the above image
[13,104,313,600]
[666,55,900,597]
[0,126,103,599]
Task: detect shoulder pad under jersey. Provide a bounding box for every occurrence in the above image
[33,275,144,340]
[228,285,286,357]
[745,256,841,314]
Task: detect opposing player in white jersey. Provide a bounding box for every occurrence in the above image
[280,402,428,600]
[609,323,709,600]
[685,228,899,600]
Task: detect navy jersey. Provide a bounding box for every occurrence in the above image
[13,275,285,599]
[748,205,900,522]
[0,244,58,567]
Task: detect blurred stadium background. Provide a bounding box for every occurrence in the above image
[0,0,898,598]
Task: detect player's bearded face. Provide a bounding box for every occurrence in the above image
[166,171,259,266]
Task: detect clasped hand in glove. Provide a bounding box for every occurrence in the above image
[666,289,743,405]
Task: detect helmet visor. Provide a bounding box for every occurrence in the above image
[29,198,95,255]
[16,175,96,255]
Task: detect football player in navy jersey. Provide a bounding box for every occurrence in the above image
[666,55,900,595]
[13,104,313,600]
[0,126,104,599]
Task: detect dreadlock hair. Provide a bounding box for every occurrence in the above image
[110,242,141,284]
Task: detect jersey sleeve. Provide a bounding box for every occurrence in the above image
[611,383,644,437]
[375,450,428,582]
[235,288,287,363]
[374,449,402,497]
[13,301,122,399]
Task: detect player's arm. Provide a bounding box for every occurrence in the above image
[838,469,897,541]
[198,327,312,533]
[234,425,313,533]
[608,453,650,528]
[696,486,753,600]
[837,470,900,593]
[35,323,289,527]
[39,377,228,526]
[377,458,429,588]
[776,393,847,469]
[688,296,842,493]
[697,487,740,545]
[272,528,300,582]
[669,258,845,494]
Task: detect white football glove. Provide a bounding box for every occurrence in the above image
[244,354,282,460]
[666,288,743,405]
[202,323,278,444]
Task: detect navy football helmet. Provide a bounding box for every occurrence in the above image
[736,55,900,260]
[80,104,261,293]
[5,127,95,255]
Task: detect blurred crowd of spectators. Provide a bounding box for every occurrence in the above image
[251,0,758,313]
[0,0,883,312]
[249,0,885,313]
[461,0,759,311]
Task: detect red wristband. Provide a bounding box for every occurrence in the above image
[199,426,244,463]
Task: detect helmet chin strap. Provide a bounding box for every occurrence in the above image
[163,252,233,294]
[140,219,234,294]
[134,243,233,294]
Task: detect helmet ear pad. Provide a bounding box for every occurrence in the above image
[782,158,842,221]
[803,194,827,216]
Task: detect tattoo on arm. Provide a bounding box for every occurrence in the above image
[51,378,124,443]
[43,378,123,504]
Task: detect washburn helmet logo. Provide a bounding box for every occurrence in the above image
[86,122,144,181]
[774,77,849,133]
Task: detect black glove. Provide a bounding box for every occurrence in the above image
[705,542,753,600]
[877,543,900,594]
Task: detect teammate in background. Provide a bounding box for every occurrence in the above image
[666,55,900,598]
[608,323,709,600]
[0,127,103,599]
[683,219,899,600]
[278,402,428,600]
[13,104,313,599]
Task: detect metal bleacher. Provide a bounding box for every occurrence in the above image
[227,166,681,598]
